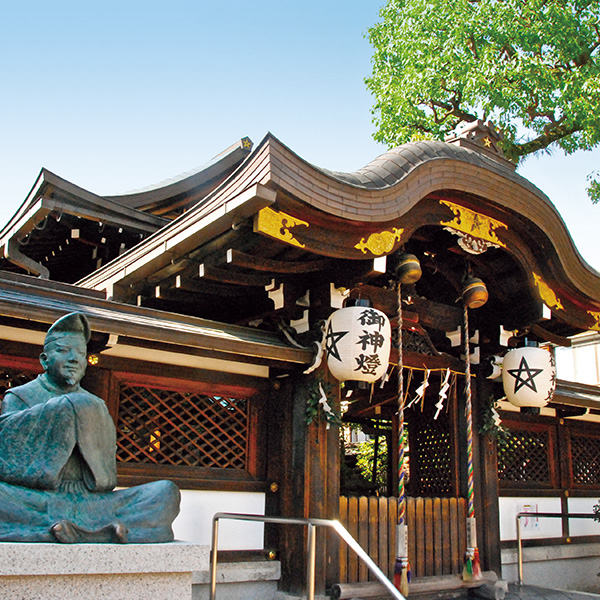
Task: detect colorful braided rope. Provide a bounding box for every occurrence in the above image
[397,281,406,525]
[463,302,475,519]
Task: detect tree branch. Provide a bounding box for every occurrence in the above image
[514,121,581,157]
[429,99,477,125]
[524,97,557,125]
[467,34,479,60]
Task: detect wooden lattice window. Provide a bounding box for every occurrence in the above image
[0,370,36,398]
[570,433,600,487]
[406,396,457,496]
[498,426,555,487]
[0,358,41,408]
[116,382,249,470]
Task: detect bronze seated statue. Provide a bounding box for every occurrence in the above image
[0,312,180,543]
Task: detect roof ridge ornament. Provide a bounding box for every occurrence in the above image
[445,120,515,169]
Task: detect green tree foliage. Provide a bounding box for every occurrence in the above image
[355,437,389,490]
[366,0,600,200]
[587,170,600,203]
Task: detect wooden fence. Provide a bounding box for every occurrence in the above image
[339,496,467,582]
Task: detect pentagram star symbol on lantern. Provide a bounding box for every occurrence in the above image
[507,356,544,394]
[325,321,348,362]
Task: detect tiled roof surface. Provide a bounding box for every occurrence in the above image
[318,140,533,194]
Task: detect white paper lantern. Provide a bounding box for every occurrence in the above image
[502,346,556,409]
[325,302,391,383]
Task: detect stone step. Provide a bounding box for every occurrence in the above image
[193,559,281,600]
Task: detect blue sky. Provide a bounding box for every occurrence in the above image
[1,1,598,270]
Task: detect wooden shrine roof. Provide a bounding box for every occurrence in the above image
[1,130,598,342]
[0,138,253,282]
[104,137,253,217]
[72,132,599,336]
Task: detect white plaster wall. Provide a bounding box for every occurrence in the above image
[567,497,600,537]
[499,497,562,540]
[172,490,266,549]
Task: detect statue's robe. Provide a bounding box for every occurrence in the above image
[0,376,180,542]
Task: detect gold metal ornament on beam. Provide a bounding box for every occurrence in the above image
[396,253,422,284]
[354,227,404,255]
[462,277,488,309]
[255,207,308,248]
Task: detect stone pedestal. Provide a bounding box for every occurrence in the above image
[193,560,281,600]
[0,541,208,600]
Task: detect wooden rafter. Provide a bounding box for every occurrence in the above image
[226,248,331,274]
[198,264,271,287]
[173,275,250,297]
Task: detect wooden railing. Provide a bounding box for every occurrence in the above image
[339,496,467,582]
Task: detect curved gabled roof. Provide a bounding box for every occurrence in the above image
[104,137,253,214]
[0,138,253,283]
[77,132,599,333]
[261,133,554,223]
[320,139,523,191]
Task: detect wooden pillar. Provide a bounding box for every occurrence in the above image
[265,370,341,596]
[312,281,341,593]
[474,367,502,575]
[264,281,341,597]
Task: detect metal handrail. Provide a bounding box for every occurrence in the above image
[210,512,405,600]
[516,511,597,586]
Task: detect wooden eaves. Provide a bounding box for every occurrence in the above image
[0,138,254,283]
[0,271,312,370]
[0,169,168,279]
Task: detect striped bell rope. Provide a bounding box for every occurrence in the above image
[394,281,410,597]
[462,301,482,582]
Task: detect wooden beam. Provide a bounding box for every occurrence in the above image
[409,295,463,332]
[349,283,463,331]
[198,263,271,287]
[395,350,466,373]
[529,323,572,347]
[174,274,250,297]
[145,256,197,286]
[343,394,397,420]
[226,248,331,274]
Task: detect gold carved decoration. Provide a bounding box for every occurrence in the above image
[588,311,600,331]
[355,227,404,255]
[440,200,507,254]
[255,207,308,248]
[533,273,564,311]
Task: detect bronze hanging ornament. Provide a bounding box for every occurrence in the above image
[396,253,422,284]
[462,276,488,309]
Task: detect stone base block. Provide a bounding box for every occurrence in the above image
[502,543,600,594]
[0,541,209,600]
[193,560,281,600]
[0,572,190,600]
